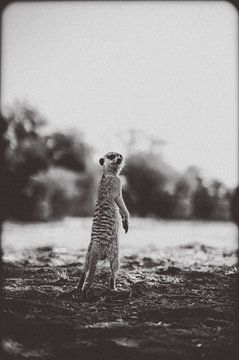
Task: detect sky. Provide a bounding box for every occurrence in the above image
[1,1,238,187]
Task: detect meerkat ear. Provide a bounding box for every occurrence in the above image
[99,158,104,166]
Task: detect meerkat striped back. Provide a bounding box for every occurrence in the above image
[91,173,121,248]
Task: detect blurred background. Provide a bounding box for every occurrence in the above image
[0,1,238,264]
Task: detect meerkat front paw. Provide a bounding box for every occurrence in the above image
[122,217,129,233]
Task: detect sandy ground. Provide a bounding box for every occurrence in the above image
[2,244,239,360]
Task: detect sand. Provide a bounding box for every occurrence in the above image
[2,244,238,360]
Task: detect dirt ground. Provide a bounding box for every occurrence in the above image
[2,245,239,360]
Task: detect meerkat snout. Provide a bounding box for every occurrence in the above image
[99,152,124,169]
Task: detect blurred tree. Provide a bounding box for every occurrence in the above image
[173,168,201,219]
[123,152,178,218]
[46,130,92,172]
[25,169,69,221]
[230,186,239,225]
[173,177,192,219]
[208,180,231,220]
[192,177,214,220]
[0,116,9,222]
[0,105,234,223]
[2,101,49,220]
[1,101,95,221]
[0,115,10,318]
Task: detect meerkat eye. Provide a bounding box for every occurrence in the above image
[107,154,116,160]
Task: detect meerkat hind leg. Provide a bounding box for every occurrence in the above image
[109,254,119,291]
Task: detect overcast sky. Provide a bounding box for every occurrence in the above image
[1,1,238,187]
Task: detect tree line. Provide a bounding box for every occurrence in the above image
[0,101,237,222]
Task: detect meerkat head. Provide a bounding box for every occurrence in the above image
[99,152,124,174]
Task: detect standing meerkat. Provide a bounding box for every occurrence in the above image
[75,151,129,295]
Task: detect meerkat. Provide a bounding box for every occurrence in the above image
[75,151,129,295]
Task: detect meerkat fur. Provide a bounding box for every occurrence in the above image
[76,151,129,295]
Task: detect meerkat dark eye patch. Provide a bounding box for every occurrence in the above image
[107,154,116,160]
[99,158,104,165]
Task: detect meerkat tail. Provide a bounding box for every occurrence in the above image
[82,249,99,292]
[76,244,92,291]
[76,272,86,291]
